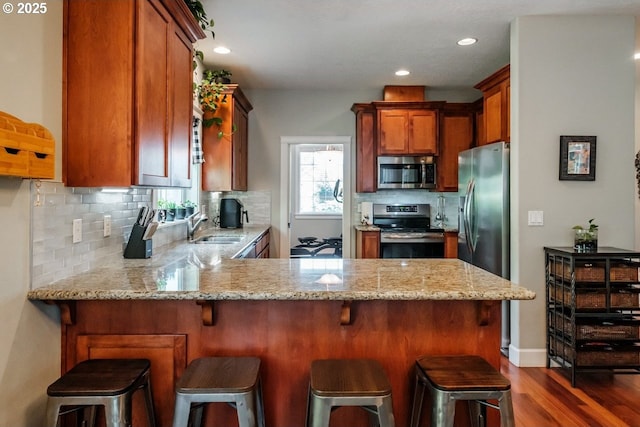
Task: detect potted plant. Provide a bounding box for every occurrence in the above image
[157,199,169,222]
[183,0,215,38]
[182,200,197,216]
[572,218,598,252]
[210,69,232,84]
[175,204,187,220]
[196,69,229,128]
[164,201,177,222]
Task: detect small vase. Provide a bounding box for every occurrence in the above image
[574,229,598,252]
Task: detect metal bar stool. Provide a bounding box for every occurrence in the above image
[45,358,156,427]
[172,357,265,427]
[409,355,515,427]
[306,359,395,427]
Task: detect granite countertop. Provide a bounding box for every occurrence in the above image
[27,232,536,301]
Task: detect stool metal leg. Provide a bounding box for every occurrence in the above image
[103,394,130,427]
[172,394,193,427]
[256,378,266,427]
[141,377,156,427]
[307,395,331,427]
[376,397,396,427]
[499,390,516,427]
[235,391,257,427]
[468,400,486,427]
[409,371,425,427]
[45,399,62,427]
[431,390,456,427]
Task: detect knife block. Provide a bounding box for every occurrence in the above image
[124,223,152,259]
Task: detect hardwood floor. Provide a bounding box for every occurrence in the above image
[501,357,640,427]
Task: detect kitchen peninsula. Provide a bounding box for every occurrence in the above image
[28,241,534,426]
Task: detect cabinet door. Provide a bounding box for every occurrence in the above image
[444,232,458,258]
[353,105,376,193]
[483,85,504,145]
[63,0,135,187]
[378,109,438,155]
[356,230,380,258]
[378,110,408,154]
[232,98,249,191]
[408,110,438,154]
[168,23,193,187]
[136,0,171,186]
[437,109,473,192]
[75,334,187,427]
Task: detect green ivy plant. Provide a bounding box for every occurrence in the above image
[197,69,228,128]
[183,0,215,38]
[572,218,598,233]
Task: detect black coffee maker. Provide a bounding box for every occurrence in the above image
[219,198,248,228]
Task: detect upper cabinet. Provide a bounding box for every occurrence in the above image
[436,103,476,192]
[474,64,510,145]
[351,103,377,193]
[375,102,443,155]
[201,85,253,192]
[63,0,205,187]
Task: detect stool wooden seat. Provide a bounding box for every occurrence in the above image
[306,359,395,427]
[410,355,515,427]
[45,358,156,427]
[172,357,265,427]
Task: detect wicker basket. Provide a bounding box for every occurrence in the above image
[577,324,639,340]
[550,260,640,283]
[550,284,639,309]
[576,346,640,366]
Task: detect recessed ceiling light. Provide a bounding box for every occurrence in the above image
[213,46,231,54]
[395,69,410,76]
[457,38,478,46]
[634,52,640,60]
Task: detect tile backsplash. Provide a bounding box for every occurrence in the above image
[30,182,272,289]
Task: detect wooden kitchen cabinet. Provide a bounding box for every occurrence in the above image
[356,230,380,259]
[376,103,442,155]
[474,64,510,145]
[436,103,476,192]
[444,231,458,258]
[351,103,377,193]
[202,85,253,191]
[63,0,204,188]
[70,333,186,427]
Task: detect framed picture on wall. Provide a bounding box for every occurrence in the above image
[559,135,597,181]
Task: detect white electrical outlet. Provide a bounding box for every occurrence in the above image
[72,219,82,243]
[104,215,112,237]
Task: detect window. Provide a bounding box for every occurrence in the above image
[294,144,343,216]
[152,113,202,217]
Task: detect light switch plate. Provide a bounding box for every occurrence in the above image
[528,211,544,226]
[72,218,82,243]
[104,215,112,237]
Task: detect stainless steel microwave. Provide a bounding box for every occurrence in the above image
[377,156,436,189]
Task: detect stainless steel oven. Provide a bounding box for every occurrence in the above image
[373,204,444,258]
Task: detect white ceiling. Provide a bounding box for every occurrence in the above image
[196,0,640,93]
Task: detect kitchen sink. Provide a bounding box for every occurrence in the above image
[192,235,243,244]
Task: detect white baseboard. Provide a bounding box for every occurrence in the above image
[508,345,547,367]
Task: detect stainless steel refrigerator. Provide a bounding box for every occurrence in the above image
[458,141,510,352]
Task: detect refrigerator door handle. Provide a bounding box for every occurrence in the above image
[463,179,474,254]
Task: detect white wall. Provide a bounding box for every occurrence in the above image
[0,3,63,426]
[510,16,636,366]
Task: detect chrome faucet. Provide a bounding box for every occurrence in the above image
[187,211,209,241]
